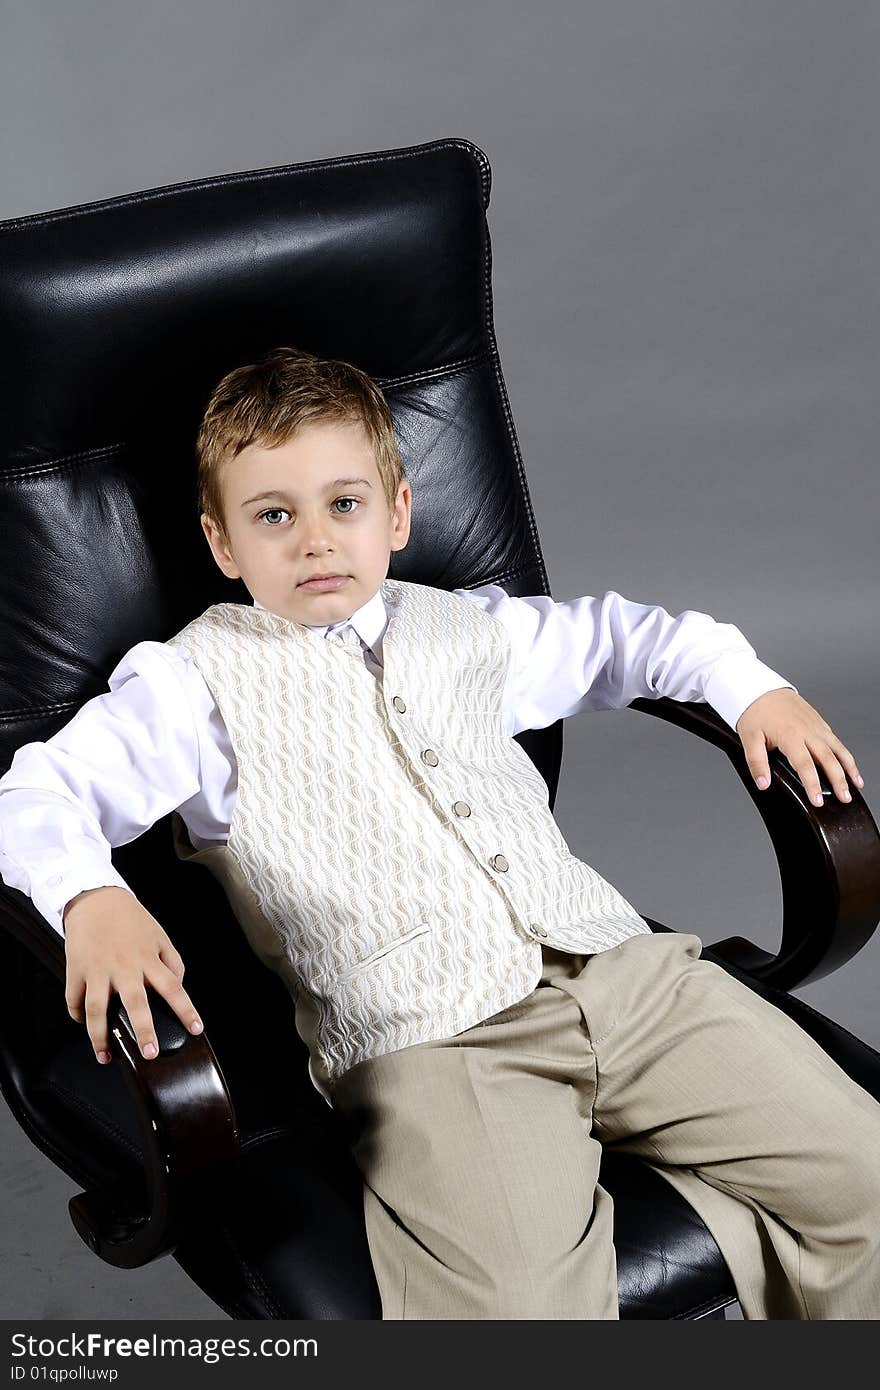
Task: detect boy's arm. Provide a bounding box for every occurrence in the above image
[460,584,862,805]
[459,583,795,735]
[0,641,206,938]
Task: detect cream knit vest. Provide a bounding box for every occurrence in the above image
[166,577,652,1104]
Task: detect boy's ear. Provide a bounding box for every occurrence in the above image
[200,512,241,580]
[389,479,412,554]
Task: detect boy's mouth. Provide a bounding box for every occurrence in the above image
[298,575,350,592]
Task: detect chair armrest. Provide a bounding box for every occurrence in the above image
[627,696,880,990]
[0,886,240,1268]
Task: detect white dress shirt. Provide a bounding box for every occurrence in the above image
[0,583,795,938]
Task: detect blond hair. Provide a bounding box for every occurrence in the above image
[196,346,405,538]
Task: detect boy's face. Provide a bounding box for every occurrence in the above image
[200,418,411,625]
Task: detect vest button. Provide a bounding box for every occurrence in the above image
[421,749,439,767]
[452,801,471,818]
[392,695,406,712]
[490,854,509,872]
[529,922,548,938]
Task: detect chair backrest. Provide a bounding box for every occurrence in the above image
[0,137,563,1156]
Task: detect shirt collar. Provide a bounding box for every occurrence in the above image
[252,585,388,656]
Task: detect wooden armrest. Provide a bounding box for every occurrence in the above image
[627,696,880,989]
[0,888,240,1268]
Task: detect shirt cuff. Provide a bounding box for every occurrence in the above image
[703,652,798,733]
[34,866,135,939]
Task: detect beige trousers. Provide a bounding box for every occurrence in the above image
[331,930,880,1320]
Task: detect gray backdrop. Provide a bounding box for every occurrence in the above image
[2,0,877,1322]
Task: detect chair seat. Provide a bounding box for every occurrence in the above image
[173,1128,740,1319]
[25,927,880,1320]
[601,1150,737,1318]
[34,1048,740,1317]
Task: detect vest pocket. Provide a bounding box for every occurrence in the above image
[333,922,432,984]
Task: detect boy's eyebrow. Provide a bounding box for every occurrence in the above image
[241,477,373,508]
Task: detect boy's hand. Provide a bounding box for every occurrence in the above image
[63,886,204,1065]
[735,688,865,808]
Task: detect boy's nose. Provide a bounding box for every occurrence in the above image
[298,538,333,556]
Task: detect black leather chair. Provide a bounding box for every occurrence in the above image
[1,137,879,1321]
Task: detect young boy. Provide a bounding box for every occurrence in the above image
[0,346,877,1320]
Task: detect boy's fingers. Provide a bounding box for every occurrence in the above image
[796,755,825,806]
[83,975,156,1062]
[158,940,186,980]
[796,738,850,806]
[65,977,86,1023]
[827,735,864,788]
[816,745,853,802]
[117,980,161,1060]
[746,733,858,807]
[742,735,772,789]
[764,737,824,805]
[124,964,205,1060]
[84,979,111,1061]
[795,740,850,806]
[150,963,203,1037]
[83,971,202,1068]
